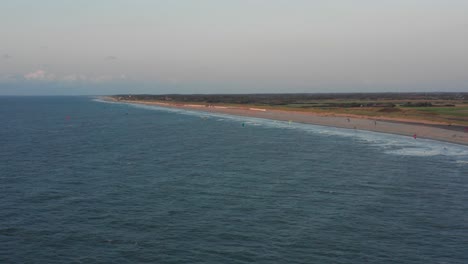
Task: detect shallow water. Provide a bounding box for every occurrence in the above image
[1,96,468,263]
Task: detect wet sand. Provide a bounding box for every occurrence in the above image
[108,98,468,146]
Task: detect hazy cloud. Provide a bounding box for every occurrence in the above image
[94,74,126,82]
[24,70,56,81]
[0,74,17,81]
[63,74,88,82]
[2,54,11,59]
[22,70,127,83]
[104,56,118,61]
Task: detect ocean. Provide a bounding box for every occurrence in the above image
[1,96,468,263]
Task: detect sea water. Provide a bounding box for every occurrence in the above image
[1,96,467,263]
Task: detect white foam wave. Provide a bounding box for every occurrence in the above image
[98,100,468,158]
[92,98,118,104]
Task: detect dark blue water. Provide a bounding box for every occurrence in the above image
[1,97,468,263]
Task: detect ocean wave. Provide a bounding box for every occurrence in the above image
[91,98,118,104]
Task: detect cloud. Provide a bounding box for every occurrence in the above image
[2,54,11,59]
[21,70,128,83]
[24,70,56,81]
[104,56,118,61]
[62,74,88,81]
[93,74,128,82]
[0,74,17,81]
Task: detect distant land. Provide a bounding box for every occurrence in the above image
[106,93,468,145]
[110,93,468,125]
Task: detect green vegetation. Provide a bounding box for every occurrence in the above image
[406,107,468,117]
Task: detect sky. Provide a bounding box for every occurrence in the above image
[1,0,468,95]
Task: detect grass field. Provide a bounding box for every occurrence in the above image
[405,107,468,117]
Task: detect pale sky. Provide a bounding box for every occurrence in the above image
[1,0,467,95]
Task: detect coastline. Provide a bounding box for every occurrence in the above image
[101,97,468,146]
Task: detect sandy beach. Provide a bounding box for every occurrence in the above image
[106,98,468,146]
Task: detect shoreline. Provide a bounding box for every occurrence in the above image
[101,97,468,146]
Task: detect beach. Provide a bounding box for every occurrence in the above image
[106,98,468,146]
